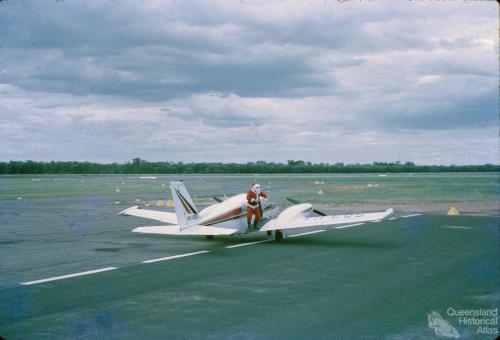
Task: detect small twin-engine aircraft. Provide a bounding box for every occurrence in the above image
[119,181,394,241]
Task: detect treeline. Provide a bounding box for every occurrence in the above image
[0,159,498,174]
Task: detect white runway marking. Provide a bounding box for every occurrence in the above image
[288,230,326,238]
[226,240,272,248]
[441,226,474,230]
[371,220,382,223]
[389,217,397,220]
[401,214,422,218]
[142,250,210,263]
[21,267,118,286]
[335,223,365,229]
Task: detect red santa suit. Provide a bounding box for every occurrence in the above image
[246,185,267,228]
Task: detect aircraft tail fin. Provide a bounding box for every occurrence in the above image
[170,181,199,228]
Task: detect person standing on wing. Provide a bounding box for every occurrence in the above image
[246,183,268,231]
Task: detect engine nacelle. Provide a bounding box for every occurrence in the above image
[262,203,312,231]
[276,203,312,223]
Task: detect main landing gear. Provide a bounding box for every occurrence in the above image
[275,230,284,242]
[206,235,215,240]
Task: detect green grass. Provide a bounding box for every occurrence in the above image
[1,173,498,208]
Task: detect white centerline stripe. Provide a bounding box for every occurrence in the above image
[21,267,118,286]
[226,240,272,248]
[371,220,382,223]
[335,223,365,229]
[289,230,326,238]
[401,214,422,218]
[441,226,474,230]
[142,250,210,264]
[389,217,397,220]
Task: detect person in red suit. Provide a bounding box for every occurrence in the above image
[246,183,268,231]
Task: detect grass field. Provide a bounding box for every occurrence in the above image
[1,172,498,214]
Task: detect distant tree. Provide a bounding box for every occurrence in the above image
[0,159,498,174]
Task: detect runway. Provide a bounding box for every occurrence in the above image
[1,212,498,339]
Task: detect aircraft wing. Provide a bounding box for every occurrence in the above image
[119,206,177,224]
[261,208,393,231]
[132,225,238,236]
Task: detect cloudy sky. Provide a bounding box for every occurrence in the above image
[0,0,498,165]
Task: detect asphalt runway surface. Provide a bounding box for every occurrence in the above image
[1,200,498,339]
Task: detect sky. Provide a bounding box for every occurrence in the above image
[0,0,498,165]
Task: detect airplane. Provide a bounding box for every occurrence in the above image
[119,181,394,241]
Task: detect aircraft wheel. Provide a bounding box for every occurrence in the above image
[266,230,272,236]
[206,235,215,240]
[275,230,283,242]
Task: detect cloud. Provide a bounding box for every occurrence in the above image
[1,84,497,164]
[0,0,497,164]
[0,1,334,100]
[416,75,442,85]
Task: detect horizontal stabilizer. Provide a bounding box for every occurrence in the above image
[119,206,177,224]
[132,225,238,236]
[261,208,394,231]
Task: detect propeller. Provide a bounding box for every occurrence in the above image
[312,209,326,216]
[212,196,223,203]
[286,197,301,205]
[286,197,327,216]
